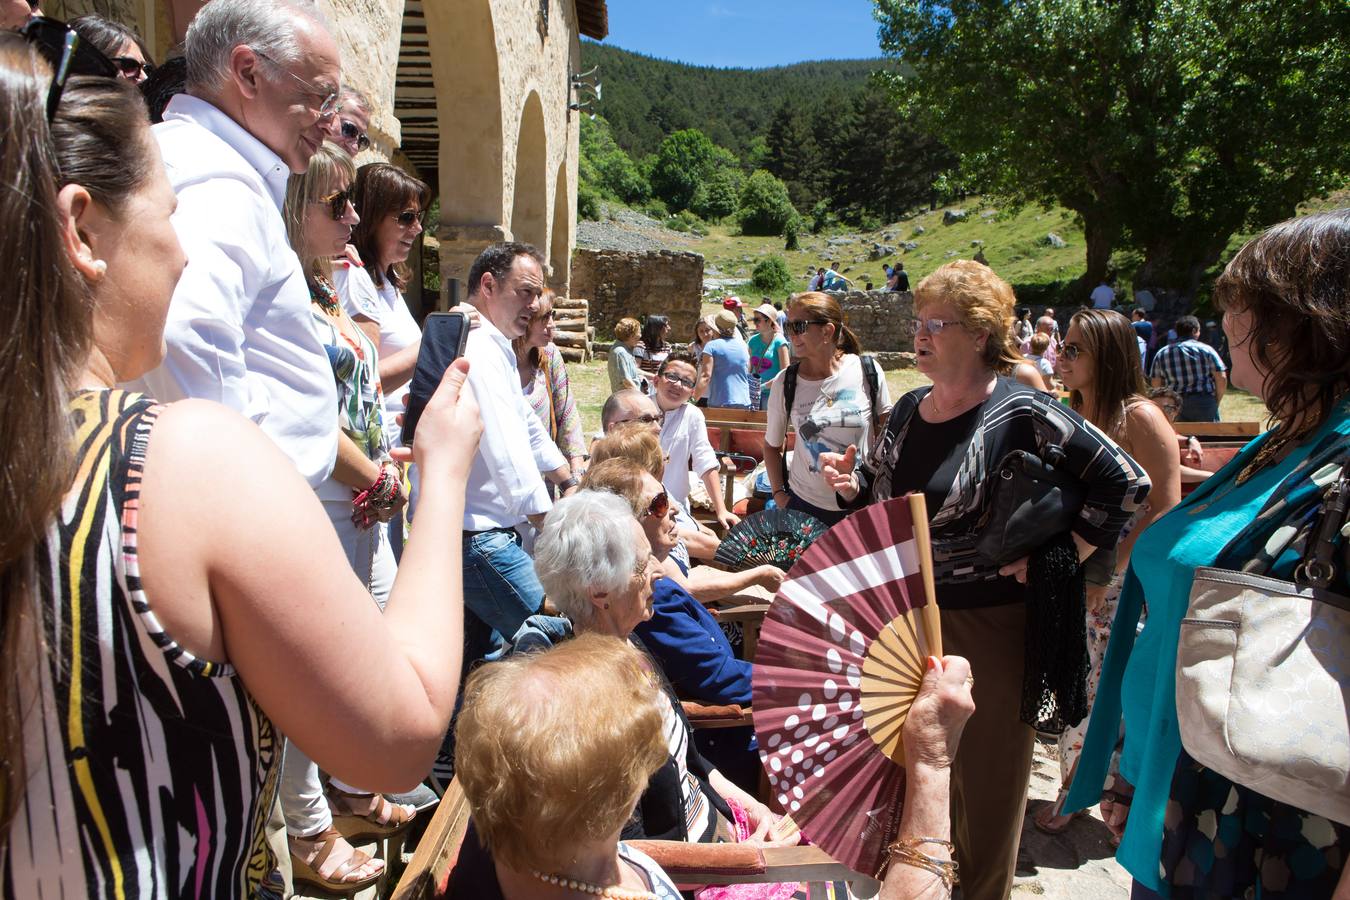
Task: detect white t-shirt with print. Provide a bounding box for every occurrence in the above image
[765,355,891,511]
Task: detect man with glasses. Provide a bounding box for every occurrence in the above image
[136,0,343,495]
[324,83,372,156]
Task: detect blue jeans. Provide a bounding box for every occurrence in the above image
[461,527,545,668]
[1178,392,1220,422]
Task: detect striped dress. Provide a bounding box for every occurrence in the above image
[1,390,279,899]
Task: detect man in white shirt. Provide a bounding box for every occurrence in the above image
[135,0,340,490]
[1090,279,1116,309]
[459,243,577,665]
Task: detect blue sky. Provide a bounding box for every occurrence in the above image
[599,1,884,68]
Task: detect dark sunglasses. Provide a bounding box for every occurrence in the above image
[642,491,670,520]
[340,119,371,152]
[313,188,352,221]
[395,209,422,227]
[22,17,118,121]
[111,56,153,79]
[786,319,829,335]
[1061,342,1086,361]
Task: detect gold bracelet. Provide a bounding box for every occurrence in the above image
[885,839,959,890]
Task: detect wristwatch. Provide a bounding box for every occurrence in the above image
[558,475,579,492]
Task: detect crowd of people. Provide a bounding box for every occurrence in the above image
[2,3,1349,900]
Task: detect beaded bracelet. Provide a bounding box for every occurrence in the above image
[351,462,401,528]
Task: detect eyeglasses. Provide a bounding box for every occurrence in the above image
[642,491,670,520]
[394,209,423,227]
[340,118,371,152]
[1060,342,1086,361]
[252,48,338,119]
[110,56,154,79]
[21,18,118,121]
[660,371,695,390]
[786,319,830,335]
[907,317,962,336]
[312,188,352,221]
[618,412,665,427]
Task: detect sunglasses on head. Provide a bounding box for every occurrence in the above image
[1060,342,1085,361]
[395,209,422,227]
[313,188,352,221]
[786,319,829,335]
[642,491,670,520]
[340,118,371,152]
[21,17,118,121]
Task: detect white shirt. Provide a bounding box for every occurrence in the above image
[461,308,566,530]
[659,403,720,511]
[1090,283,1116,309]
[765,355,891,511]
[335,263,422,447]
[134,95,337,490]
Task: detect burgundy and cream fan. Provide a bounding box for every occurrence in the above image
[752,494,942,878]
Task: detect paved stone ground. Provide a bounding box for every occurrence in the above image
[1012,738,1132,899]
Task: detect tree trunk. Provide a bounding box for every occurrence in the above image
[1068,210,1118,302]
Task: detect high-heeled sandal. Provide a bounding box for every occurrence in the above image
[326,787,417,842]
[289,827,383,896]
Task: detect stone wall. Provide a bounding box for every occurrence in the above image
[572,249,705,337]
[838,290,916,354]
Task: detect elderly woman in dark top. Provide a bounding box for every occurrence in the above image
[821,260,1150,900]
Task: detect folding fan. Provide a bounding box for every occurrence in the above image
[751,494,942,878]
[713,507,829,572]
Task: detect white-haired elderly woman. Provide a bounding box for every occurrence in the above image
[516,490,793,846]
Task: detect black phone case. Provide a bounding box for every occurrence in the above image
[401,311,469,445]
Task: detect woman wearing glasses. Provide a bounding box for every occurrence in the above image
[763,291,892,528]
[817,261,1149,900]
[68,13,154,82]
[1034,308,1181,835]
[281,143,422,892]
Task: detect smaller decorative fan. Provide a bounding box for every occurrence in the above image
[714,507,829,572]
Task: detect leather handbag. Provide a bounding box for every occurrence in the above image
[975,443,1086,566]
[1175,464,1350,825]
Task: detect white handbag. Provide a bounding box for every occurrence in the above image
[1175,468,1350,825]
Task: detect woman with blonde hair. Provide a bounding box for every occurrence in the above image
[513,290,585,486]
[763,291,891,526]
[820,260,1149,900]
[450,632,682,898]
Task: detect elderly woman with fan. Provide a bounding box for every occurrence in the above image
[821,260,1150,900]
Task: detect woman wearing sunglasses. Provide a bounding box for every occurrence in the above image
[819,260,1150,900]
[280,142,424,892]
[1033,308,1181,836]
[68,13,153,83]
[763,291,892,527]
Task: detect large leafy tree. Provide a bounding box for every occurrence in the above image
[650,128,738,213]
[875,0,1350,300]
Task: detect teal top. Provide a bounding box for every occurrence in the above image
[1064,408,1350,894]
[748,332,788,394]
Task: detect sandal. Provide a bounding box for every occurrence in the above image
[1032,799,1086,835]
[327,787,417,841]
[289,827,383,896]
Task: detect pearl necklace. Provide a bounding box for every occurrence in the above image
[529,869,656,899]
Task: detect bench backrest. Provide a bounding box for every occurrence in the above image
[390,779,472,900]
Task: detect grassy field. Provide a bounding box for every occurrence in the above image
[566,358,1267,437]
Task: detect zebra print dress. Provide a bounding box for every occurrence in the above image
[1,390,279,899]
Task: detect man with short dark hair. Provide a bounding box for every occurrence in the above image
[1150,315,1227,422]
[893,261,910,292]
[459,241,578,668]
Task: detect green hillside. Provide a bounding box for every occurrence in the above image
[579,41,888,158]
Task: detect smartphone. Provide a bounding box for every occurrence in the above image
[401,311,470,446]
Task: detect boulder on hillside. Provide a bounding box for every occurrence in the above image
[943,209,967,225]
[971,239,985,247]
[901,241,920,251]
[869,243,897,260]
[1045,232,1068,249]
[912,224,926,236]
[827,236,853,246]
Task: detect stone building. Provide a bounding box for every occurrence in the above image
[572,248,704,338]
[43,0,609,310]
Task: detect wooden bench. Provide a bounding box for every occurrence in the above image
[392,778,879,900]
[1174,420,1262,440]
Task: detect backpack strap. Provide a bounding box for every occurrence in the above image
[778,362,801,490]
[861,354,882,430]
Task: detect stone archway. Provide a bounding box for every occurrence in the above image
[422,0,507,300]
[548,160,571,292]
[509,91,549,258]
